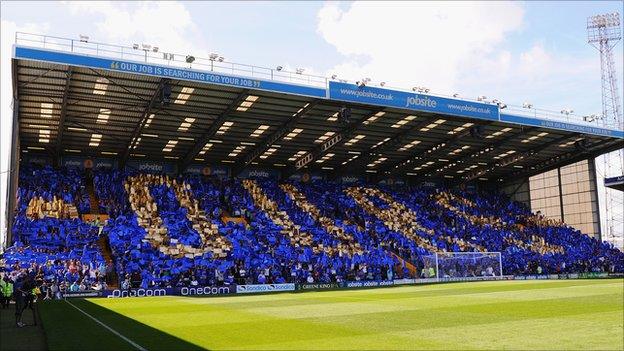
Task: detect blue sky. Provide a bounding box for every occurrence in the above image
[3,1,621,112]
[1,1,623,245]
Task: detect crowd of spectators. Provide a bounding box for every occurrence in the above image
[4,167,623,293]
[3,166,107,293]
[18,165,90,215]
[93,170,130,217]
[390,185,624,274]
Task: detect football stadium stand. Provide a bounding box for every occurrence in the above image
[2,33,623,299]
[3,167,623,293]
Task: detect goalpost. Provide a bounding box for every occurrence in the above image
[419,252,503,281]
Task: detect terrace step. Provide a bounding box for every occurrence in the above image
[388,251,418,278]
[86,174,100,215]
[98,234,118,289]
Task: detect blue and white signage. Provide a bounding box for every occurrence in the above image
[340,175,364,184]
[14,46,326,98]
[23,155,51,165]
[61,156,116,170]
[185,164,229,177]
[126,160,176,174]
[329,81,499,121]
[605,176,624,187]
[237,168,280,179]
[236,283,295,294]
[100,285,235,298]
[94,158,116,169]
[500,114,624,139]
[15,46,624,140]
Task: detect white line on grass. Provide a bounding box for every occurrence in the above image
[64,299,147,351]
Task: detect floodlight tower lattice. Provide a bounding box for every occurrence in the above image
[587,12,624,247]
[587,12,623,129]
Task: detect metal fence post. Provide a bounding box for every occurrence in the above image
[435,253,439,282]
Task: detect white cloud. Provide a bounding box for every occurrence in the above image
[316,1,525,93]
[65,1,208,58]
[316,2,621,117]
[458,42,600,113]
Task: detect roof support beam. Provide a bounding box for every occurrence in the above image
[7,59,21,246]
[55,67,74,158]
[378,121,494,178]
[428,126,537,177]
[179,90,250,171]
[119,78,168,169]
[498,138,621,183]
[286,108,384,177]
[332,115,440,178]
[233,101,318,175]
[463,134,572,181]
[87,68,152,103]
[18,67,56,89]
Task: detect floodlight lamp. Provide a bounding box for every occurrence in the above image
[152,47,159,53]
[477,95,487,101]
[276,66,283,71]
[296,68,304,74]
[209,53,219,61]
[142,44,151,50]
[79,34,89,43]
[217,56,225,62]
[380,82,386,87]
[133,43,140,50]
[452,93,460,97]
[186,55,195,63]
[522,102,533,109]
[331,74,337,79]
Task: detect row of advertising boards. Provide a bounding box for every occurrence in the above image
[62,272,622,298]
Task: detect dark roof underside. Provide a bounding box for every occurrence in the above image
[13,58,624,182]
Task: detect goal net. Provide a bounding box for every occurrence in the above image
[419,252,502,281]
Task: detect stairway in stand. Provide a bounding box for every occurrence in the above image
[97,235,118,288]
[388,251,419,277]
[86,174,100,215]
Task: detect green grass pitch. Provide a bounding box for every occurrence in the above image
[38,279,623,350]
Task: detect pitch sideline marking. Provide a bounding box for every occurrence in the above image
[64,299,147,351]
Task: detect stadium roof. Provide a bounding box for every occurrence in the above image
[10,33,624,183]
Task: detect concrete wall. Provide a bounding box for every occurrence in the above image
[528,159,601,238]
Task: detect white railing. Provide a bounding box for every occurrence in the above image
[14,32,622,131]
[14,32,328,88]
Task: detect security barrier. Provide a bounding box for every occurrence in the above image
[61,273,622,298]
